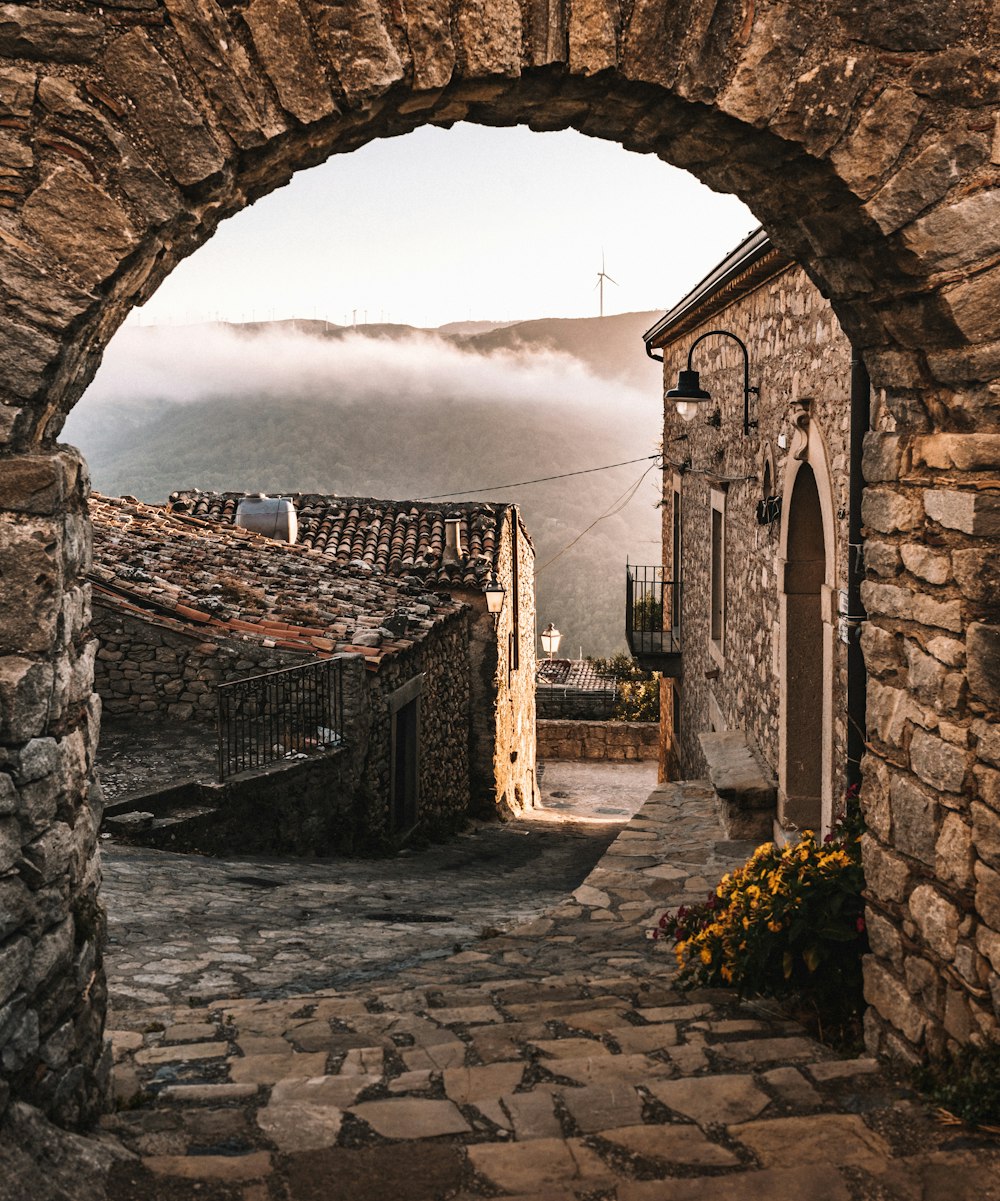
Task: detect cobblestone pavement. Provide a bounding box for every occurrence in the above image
[94,779,1000,1201]
[101,762,657,1010]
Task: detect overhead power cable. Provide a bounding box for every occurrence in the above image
[416,454,660,500]
[536,460,661,574]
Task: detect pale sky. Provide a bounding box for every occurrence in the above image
[131,123,756,330]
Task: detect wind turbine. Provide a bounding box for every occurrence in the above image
[595,253,618,317]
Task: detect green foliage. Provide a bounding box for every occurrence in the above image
[632,592,664,631]
[656,805,867,1034]
[915,1042,1000,1130]
[589,654,660,722]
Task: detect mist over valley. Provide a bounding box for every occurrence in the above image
[65,314,665,656]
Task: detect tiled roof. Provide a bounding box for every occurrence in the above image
[89,494,464,671]
[167,491,526,589]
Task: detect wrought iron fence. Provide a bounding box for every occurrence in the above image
[217,658,345,782]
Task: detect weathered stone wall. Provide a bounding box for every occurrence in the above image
[91,603,310,722]
[537,720,659,762]
[362,611,471,843]
[0,449,108,1127]
[0,0,996,1121]
[488,511,538,817]
[662,263,854,819]
[859,429,1000,1059]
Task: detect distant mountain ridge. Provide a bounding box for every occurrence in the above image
[65,310,665,656]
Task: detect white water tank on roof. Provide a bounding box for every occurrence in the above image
[235,494,298,544]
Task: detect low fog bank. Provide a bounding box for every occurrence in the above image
[66,321,663,656]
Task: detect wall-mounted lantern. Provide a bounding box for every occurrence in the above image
[484,580,505,616]
[665,328,759,437]
[540,622,562,660]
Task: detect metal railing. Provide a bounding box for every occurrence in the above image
[626,565,680,659]
[217,658,345,782]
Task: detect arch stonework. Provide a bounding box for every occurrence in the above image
[0,0,998,1121]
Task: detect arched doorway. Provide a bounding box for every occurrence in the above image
[778,462,831,835]
[0,0,997,1119]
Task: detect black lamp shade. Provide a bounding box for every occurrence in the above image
[665,369,712,401]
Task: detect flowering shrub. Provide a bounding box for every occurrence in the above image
[656,801,867,1030]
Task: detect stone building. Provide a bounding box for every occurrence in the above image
[0,0,996,1129]
[166,491,539,818]
[644,229,859,842]
[90,493,473,849]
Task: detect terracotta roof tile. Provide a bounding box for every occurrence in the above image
[89,494,464,671]
[166,491,530,589]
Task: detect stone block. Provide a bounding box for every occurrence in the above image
[935,813,974,889]
[0,457,69,516]
[103,30,225,187]
[0,5,102,62]
[862,488,922,533]
[889,775,939,865]
[863,956,926,1044]
[967,624,1000,707]
[24,917,73,992]
[244,0,337,123]
[861,834,910,903]
[861,432,909,483]
[974,764,1000,812]
[863,540,901,578]
[865,908,904,970]
[953,547,1000,605]
[909,728,967,794]
[22,166,137,292]
[913,432,1000,471]
[908,884,960,960]
[0,657,54,743]
[924,488,1000,536]
[864,131,987,236]
[0,935,30,1006]
[830,85,924,199]
[972,801,1000,870]
[900,544,951,586]
[309,0,406,104]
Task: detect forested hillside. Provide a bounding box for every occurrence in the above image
[64,313,665,655]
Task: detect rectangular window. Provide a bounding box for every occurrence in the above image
[710,488,726,661]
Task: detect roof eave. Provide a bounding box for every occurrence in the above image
[643,228,793,350]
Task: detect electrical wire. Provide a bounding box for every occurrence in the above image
[536,461,661,574]
[415,454,660,500]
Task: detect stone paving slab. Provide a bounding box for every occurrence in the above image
[98,781,1000,1200]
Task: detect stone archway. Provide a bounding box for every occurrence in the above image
[1,0,998,1122]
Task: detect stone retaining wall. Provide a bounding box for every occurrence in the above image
[91,603,311,723]
[537,720,659,762]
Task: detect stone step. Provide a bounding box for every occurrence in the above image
[698,730,776,841]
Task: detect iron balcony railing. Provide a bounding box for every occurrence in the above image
[217,657,345,782]
[626,565,681,664]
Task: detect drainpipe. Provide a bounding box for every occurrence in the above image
[846,352,870,793]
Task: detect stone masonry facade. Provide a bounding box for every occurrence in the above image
[0,0,997,1127]
[656,247,854,832]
